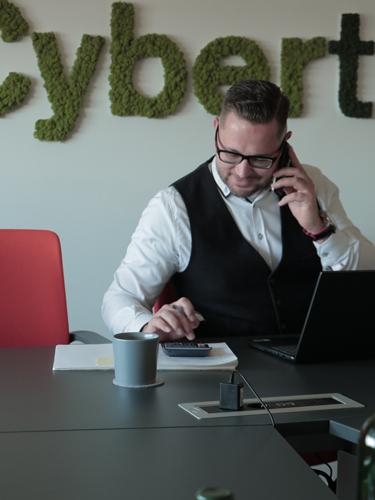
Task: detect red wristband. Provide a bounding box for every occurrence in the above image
[303,224,336,241]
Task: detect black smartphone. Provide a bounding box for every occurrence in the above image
[271,141,291,197]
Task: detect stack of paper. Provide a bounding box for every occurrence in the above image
[53,343,238,371]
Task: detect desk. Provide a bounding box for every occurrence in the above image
[0,339,373,499]
[1,427,335,500]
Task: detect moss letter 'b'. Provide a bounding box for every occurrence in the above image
[32,32,105,141]
[109,2,187,118]
[329,14,374,118]
[192,37,270,116]
[280,37,326,118]
[0,0,28,42]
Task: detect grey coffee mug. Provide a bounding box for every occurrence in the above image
[112,332,163,388]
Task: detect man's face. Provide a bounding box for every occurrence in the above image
[214,113,285,198]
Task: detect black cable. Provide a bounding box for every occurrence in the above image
[315,452,333,478]
[312,469,336,493]
[230,370,275,427]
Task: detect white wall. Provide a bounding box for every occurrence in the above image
[1,0,375,339]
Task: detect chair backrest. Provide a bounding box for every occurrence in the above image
[0,229,70,347]
[154,281,176,313]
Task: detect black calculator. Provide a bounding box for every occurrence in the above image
[162,342,212,357]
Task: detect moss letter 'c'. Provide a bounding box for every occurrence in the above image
[280,37,326,118]
[0,72,31,116]
[0,1,31,115]
[109,2,187,118]
[192,37,270,116]
[0,0,28,42]
[329,14,374,119]
[32,32,105,141]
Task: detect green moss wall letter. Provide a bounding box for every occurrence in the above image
[0,0,28,42]
[280,37,326,118]
[0,72,31,116]
[109,2,187,118]
[329,14,374,118]
[32,32,105,141]
[192,37,270,116]
[0,0,30,115]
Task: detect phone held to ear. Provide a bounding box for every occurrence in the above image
[271,141,291,197]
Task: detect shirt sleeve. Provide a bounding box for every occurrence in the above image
[102,187,191,335]
[305,165,375,271]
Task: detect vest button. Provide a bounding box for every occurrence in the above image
[276,299,282,306]
[281,323,287,330]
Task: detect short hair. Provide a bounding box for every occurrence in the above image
[220,80,290,135]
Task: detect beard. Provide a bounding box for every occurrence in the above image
[218,168,274,198]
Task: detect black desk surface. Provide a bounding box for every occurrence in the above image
[0,340,373,434]
[1,339,373,499]
[1,426,335,500]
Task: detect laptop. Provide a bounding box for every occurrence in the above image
[247,270,375,363]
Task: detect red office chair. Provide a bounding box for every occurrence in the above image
[0,229,107,348]
[154,280,176,313]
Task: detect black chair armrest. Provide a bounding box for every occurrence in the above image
[69,330,111,344]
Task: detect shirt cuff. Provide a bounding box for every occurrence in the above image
[313,228,349,270]
[127,313,155,333]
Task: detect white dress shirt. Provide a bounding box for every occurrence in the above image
[102,158,375,335]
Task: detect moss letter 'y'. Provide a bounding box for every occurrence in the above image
[109,2,187,118]
[0,0,28,42]
[192,37,270,116]
[32,32,105,141]
[280,37,326,118]
[329,14,374,118]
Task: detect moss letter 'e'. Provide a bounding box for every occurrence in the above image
[329,14,374,118]
[192,36,270,116]
[0,72,31,115]
[280,37,326,118]
[32,32,105,141]
[0,0,28,42]
[109,2,187,118]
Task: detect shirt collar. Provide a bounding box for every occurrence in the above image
[212,156,231,197]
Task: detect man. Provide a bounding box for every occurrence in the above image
[102,80,375,341]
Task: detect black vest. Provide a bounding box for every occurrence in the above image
[171,160,322,338]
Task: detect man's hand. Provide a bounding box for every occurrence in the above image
[141,297,200,342]
[271,146,326,238]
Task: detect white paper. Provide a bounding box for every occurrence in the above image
[53,343,238,371]
[53,343,114,370]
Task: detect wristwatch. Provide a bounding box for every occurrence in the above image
[303,210,336,241]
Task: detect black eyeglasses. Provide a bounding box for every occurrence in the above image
[215,125,285,169]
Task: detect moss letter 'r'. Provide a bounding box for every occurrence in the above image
[32,32,105,141]
[280,37,326,118]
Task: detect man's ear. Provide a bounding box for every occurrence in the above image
[214,117,219,129]
[286,131,292,141]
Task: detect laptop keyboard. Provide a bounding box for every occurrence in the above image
[273,344,298,357]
